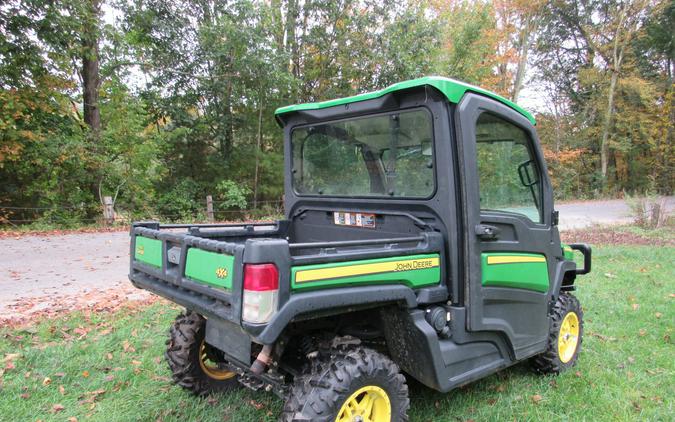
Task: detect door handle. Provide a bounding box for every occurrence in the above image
[475,224,500,240]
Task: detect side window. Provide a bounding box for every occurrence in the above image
[474,113,542,223]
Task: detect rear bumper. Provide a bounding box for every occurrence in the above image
[129,269,236,323]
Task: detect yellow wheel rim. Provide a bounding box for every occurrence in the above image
[558,312,580,363]
[336,385,391,422]
[198,340,236,380]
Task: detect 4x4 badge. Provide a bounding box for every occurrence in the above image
[215,267,228,279]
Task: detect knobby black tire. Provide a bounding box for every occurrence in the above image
[531,293,584,374]
[280,346,409,422]
[165,310,240,396]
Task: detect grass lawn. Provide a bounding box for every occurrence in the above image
[1,244,673,421]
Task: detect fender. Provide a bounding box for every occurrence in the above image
[245,284,418,344]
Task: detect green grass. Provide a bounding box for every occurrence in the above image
[1,245,673,421]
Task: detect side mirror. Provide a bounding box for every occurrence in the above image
[517,160,538,187]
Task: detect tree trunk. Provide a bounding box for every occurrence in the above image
[81,0,101,137]
[511,17,532,103]
[600,69,619,184]
[286,0,300,77]
[253,103,263,209]
[271,0,284,50]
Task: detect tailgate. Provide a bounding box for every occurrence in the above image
[129,224,245,324]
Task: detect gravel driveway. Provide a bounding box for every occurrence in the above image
[1,197,672,317]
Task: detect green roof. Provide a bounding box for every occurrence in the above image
[274,76,535,125]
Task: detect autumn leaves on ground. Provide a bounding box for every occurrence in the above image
[0,226,673,421]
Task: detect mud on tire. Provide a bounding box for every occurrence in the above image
[281,346,409,422]
[165,310,240,396]
[531,293,584,374]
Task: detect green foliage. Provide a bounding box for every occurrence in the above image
[0,0,672,226]
[156,179,203,221]
[216,180,251,209]
[434,1,499,85]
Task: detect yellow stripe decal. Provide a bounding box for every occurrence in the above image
[295,257,440,283]
[486,255,546,265]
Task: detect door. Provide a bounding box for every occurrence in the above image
[456,94,561,359]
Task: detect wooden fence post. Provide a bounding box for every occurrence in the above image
[103,196,114,225]
[206,195,214,222]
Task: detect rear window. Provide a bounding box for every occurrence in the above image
[291,109,435,198]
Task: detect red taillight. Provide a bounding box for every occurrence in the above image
[243,263,279,291]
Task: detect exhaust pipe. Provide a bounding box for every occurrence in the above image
[250,344,273,375]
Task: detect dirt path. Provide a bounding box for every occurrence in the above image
[557,197,673,229]
[0,231,150,320]
[1,198,672,320]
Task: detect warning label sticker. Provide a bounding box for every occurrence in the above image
[333,212,376,229]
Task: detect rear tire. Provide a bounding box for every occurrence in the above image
[281,346,409,422]
[165,311,240,396]
[531,293,583,374]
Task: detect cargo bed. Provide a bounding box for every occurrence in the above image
[129,220,446,343]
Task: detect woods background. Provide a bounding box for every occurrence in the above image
[1,0,673,225]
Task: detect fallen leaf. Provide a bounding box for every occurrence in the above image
[73,327,88,338]
[531,394,543,403]
[131,360,142,366]
[632,303,640,311]
[2,353,20,363]
[638,329,647,337]
[82,371,90,378]
[589,332,617,342]
[122,340,135,353]
[79,389,106,405]
[59,385,65,395]
[42,377,52,386]
[655,312,662,319]
[628,356,635,364]
[20,393,30,399]
[106,353,113,360]
[68,418,78,422]
[52,404,65,413]
[249,400,265,410]
[604,273,616,278]
[105,375,114,382]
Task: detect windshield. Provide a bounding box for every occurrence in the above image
[291,109,435,198]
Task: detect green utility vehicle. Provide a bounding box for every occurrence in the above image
[129,76,591,421]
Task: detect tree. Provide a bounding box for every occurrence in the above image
[536,0,657,190]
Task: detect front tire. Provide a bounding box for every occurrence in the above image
[165,311,240,396]
[532,293,584,374]
[281,346,409,422]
